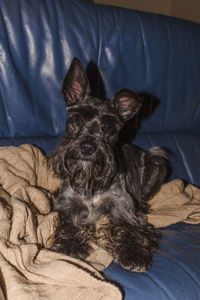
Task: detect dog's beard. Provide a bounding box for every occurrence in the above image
[48,137,117,194]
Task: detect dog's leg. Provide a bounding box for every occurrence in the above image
[103,147,168,272]
[141,147,169,201]
[95,190,161,272]
[51,185,96,259]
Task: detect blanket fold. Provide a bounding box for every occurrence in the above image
[0,144,200,299]
[147,178,200,227]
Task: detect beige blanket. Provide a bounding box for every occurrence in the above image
[147,178,200,227]
[0,144,200,300]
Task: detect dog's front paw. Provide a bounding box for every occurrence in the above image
[63,238,93,260]
[50,222,95,260]
[50,237,93,260]
[110,223,160,272]
[113,243,153,272]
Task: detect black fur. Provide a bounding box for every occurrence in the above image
[48,58,169,272]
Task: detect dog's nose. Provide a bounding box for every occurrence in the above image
[80,141,97,156]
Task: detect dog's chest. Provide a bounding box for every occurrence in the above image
[57,184,126,213]
[70,187,112,209]
[86,185,125,209]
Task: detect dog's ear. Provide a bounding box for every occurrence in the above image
[62,58,90,107]
[111,89,143,122]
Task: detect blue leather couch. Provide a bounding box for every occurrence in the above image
[0,0,200,298]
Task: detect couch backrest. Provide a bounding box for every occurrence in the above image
[0,0,200,185]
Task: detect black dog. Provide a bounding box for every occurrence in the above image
[48,58,169,272]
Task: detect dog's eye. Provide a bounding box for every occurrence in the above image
[73,114,82,122]
[104,122,114,130]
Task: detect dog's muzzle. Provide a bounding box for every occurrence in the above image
[80,140,97,157]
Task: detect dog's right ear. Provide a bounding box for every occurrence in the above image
[62,58,90,107]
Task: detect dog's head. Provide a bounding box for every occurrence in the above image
[62,58,143,159]
[49,58,143,190]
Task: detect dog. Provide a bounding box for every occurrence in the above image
[48,57,169,272]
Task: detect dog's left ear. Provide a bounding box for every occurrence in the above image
[111,89,143,122]
[62,57,90,107]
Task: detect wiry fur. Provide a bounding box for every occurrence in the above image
[48,58,169,272]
